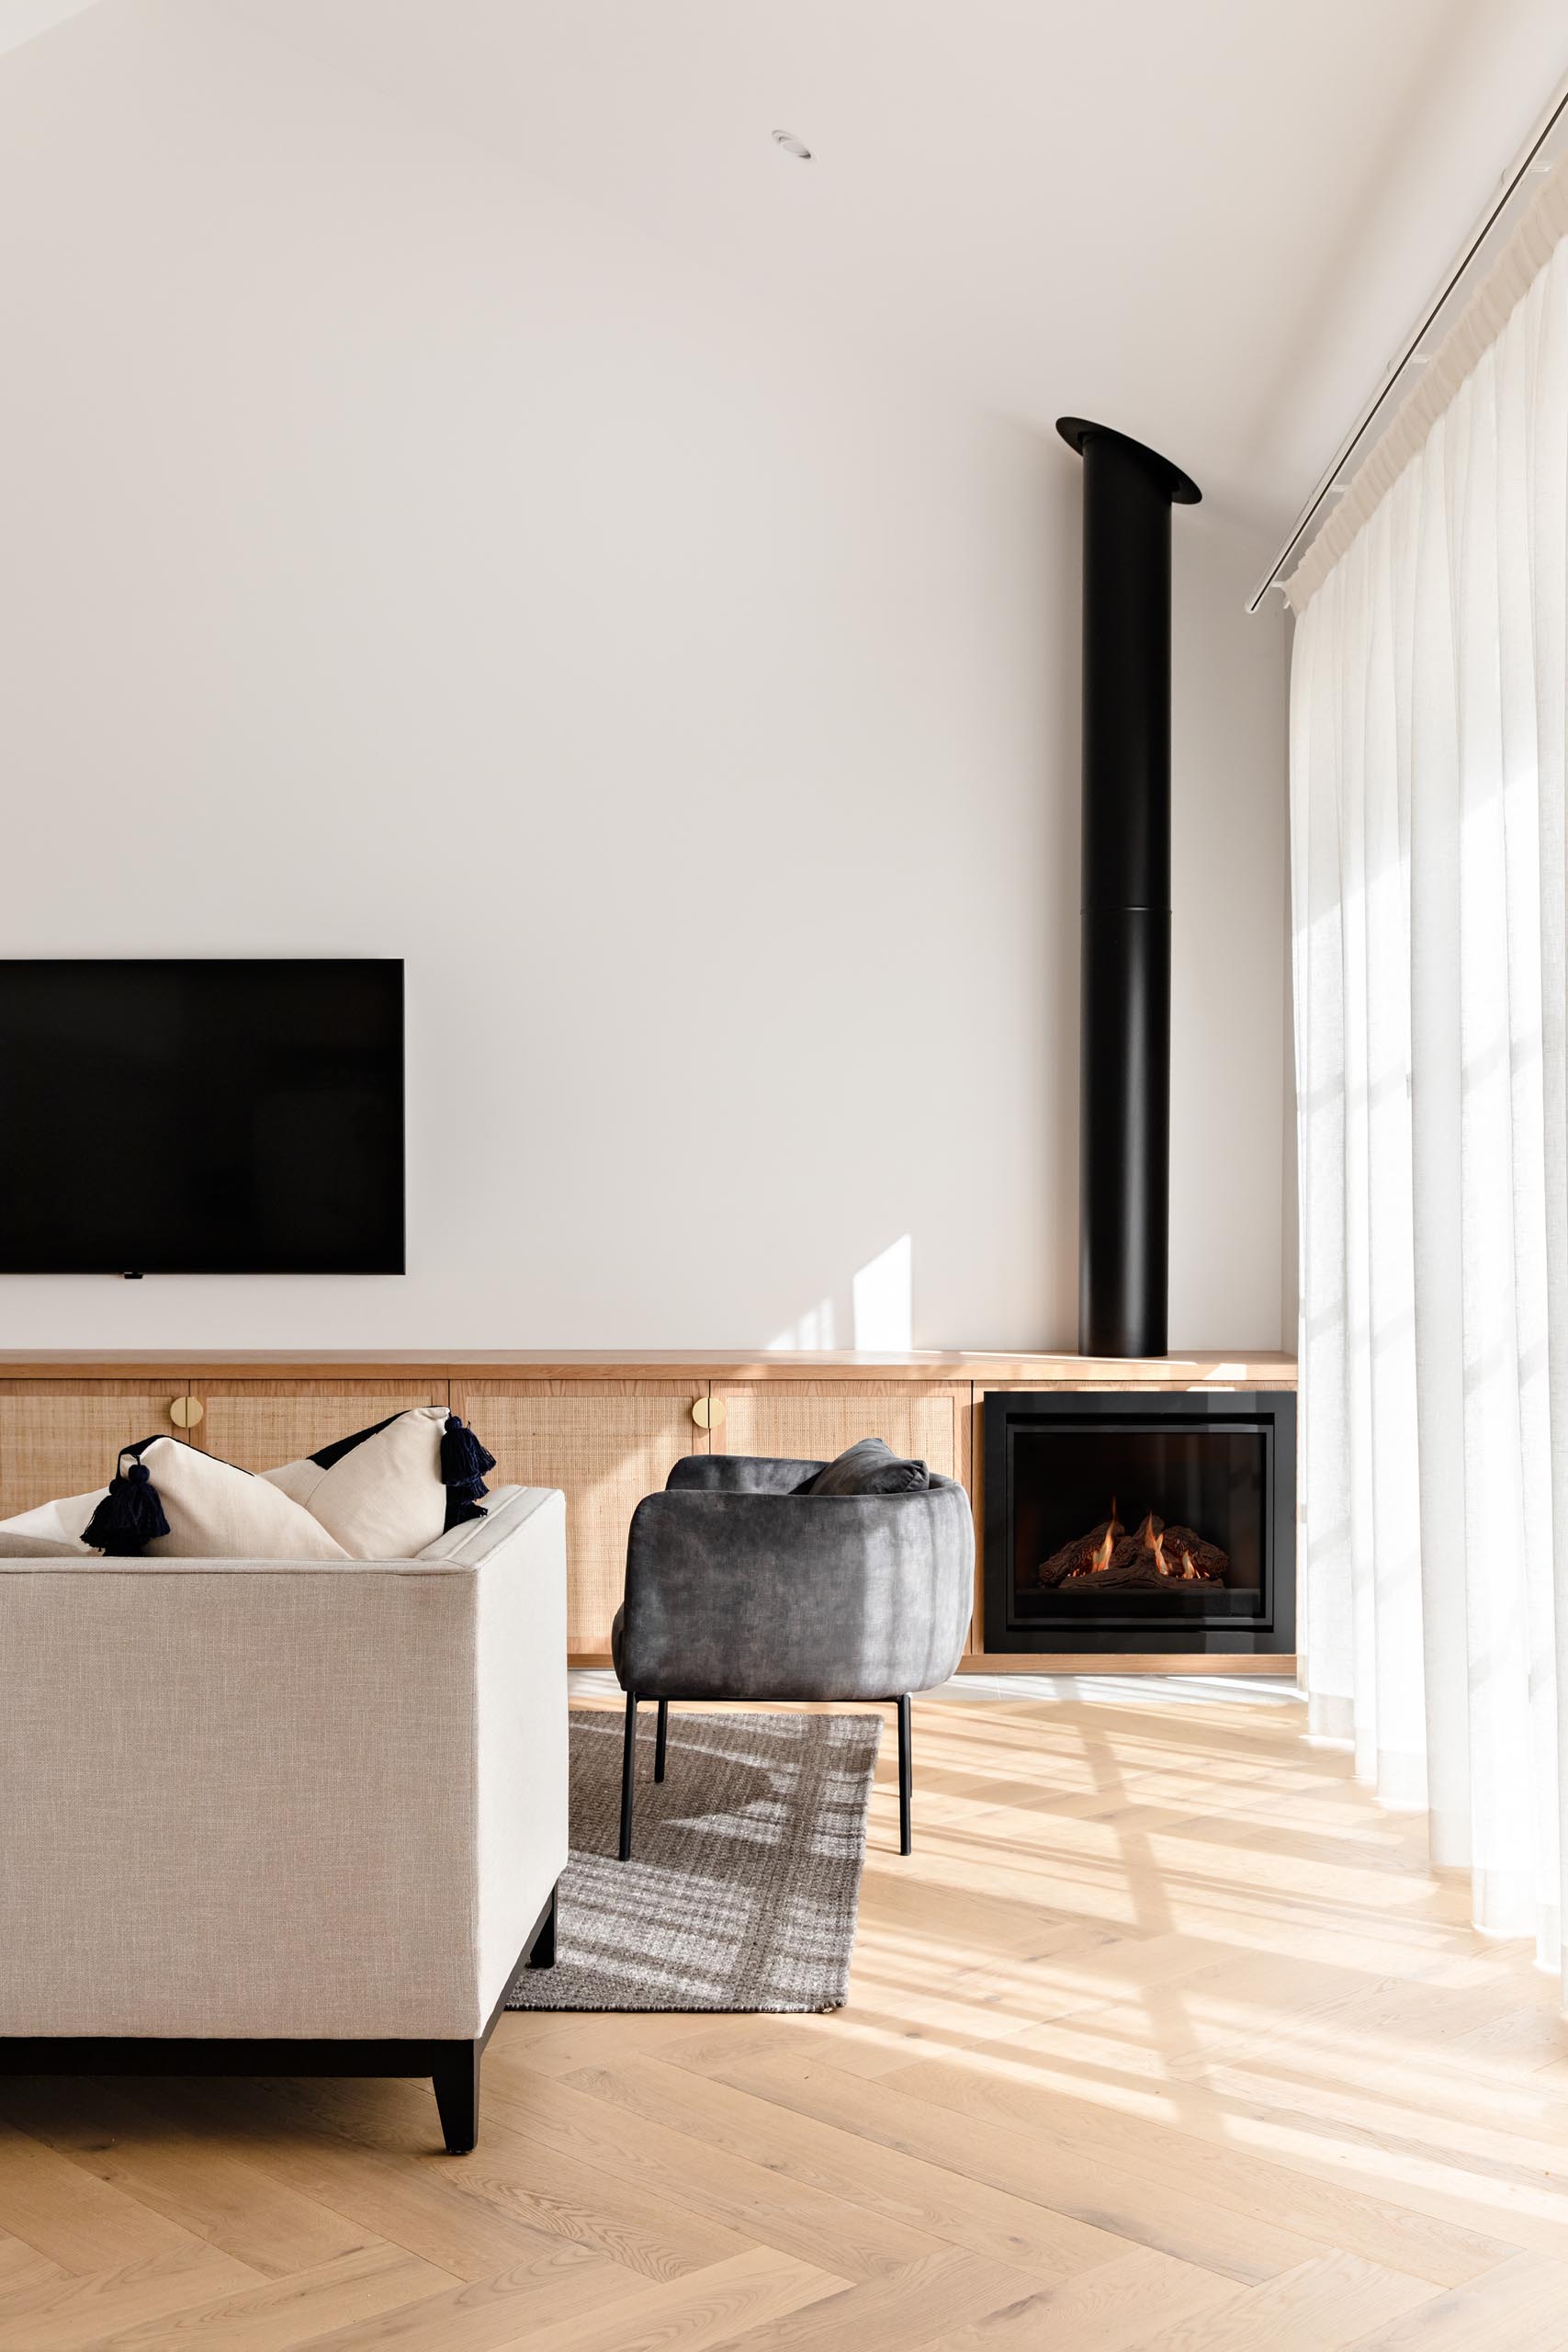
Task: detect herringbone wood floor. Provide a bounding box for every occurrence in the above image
[3,1686,1566,2349]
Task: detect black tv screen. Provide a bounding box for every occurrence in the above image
[0,960,404,1274]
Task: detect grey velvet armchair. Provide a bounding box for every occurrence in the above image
[611,1453,975,1859]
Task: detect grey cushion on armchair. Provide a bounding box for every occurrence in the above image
[611,1453,974,1701]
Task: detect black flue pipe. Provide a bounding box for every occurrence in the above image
[1056,418,1201,1359]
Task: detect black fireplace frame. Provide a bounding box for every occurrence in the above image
[983,1388,1296,1657]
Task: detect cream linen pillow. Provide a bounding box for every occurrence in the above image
[0,1487,100,1555]
[0,1529,94,1558]
[261,1404,494,1559]
[77,1436,348,1559]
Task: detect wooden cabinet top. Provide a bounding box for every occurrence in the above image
[0,1348,1297,1386]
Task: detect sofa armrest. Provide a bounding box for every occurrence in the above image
[472,1488,568,2019]
[620,1476,974,1701]
[665,1454,825,1495]
[0,1486,570,2041]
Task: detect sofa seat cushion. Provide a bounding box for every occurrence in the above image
[262,1405,494,1558]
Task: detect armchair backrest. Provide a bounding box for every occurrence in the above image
[667,1453,823,1494]
[622,1471,975,1702]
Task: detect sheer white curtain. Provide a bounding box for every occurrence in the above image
[1290,223,1568,1984]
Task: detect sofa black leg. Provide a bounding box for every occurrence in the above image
[619,1692,638,1861]
[527,1883,558,1969]
[433,2043,479,2154]
[897,1694,912,1856]
[654,1699,669,1783]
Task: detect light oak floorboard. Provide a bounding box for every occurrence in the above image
[0,2078,375,2280]
[502,2245,848,2352]
[476,2054,950,2282]
[0,2120,205,2276]
[1125,2250,1433,2352]
[150,2077,625,2288]
[254,2070,756,2284]
[869,2048,1505,2285]
[548,2055,1126,2282]
[1340,2249,1568,2350]
[0,1688,1561,2348]
[102,2246,457,2351]
[701,2246,1070,2352]
[265,2247,660,2352]
[0,2231,65,2297]
[0,2243,261,2351]
[922,2245,1243,2351]
[693,2048,1323,2284]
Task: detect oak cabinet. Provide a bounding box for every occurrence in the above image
[191,1381,446,1472]
[0,1354,1299,1671]
[710,1380,968,1487]
[0,1381,192,1521]
[452,1379,707,1657]
[0,1363,987,1665]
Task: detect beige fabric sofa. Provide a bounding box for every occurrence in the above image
[0,1483,568,2153]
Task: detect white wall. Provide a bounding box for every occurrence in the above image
[1169,509,1292,1349]
[0,0,1288,1353]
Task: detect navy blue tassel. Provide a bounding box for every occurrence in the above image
[441,1415,495,1502]
[82,1452,170,1556]
[441,1414,495,1532]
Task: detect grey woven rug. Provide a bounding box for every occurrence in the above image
[507,1707,881,2013]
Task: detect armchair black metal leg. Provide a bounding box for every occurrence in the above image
[654,1699,669,1783]
[527,1883,557,1969]
[619,1693,638,1861]
[433,2042,479,2154]
[897,1694,913,1856]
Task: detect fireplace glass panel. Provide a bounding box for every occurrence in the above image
[1010,1421,1268,1623]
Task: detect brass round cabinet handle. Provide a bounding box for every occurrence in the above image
[690,1396,727,1430]
[168,1394,205,1430]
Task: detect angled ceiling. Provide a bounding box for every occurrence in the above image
[42,0,1568,537]
[0,0,104,57]
[222,0,1567,537]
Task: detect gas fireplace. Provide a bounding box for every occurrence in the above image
[984,1389,1296,1656]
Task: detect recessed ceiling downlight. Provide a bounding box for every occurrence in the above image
[772,129,811,160]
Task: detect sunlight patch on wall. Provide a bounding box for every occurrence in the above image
[852,1235,913,1351]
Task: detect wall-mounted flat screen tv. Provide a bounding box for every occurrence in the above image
[0,959,404,1274]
